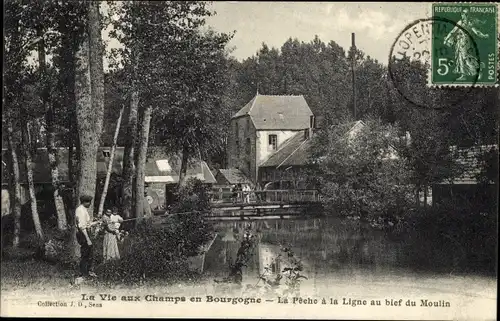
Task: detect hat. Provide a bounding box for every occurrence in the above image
[80,195,93,203]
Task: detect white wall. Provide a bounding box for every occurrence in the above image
[2,189,10,216]
[1,187,29,217]
[256,130,299,166]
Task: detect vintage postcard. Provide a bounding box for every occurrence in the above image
[2,1,498,320]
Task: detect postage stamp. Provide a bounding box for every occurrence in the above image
[430,3,498,86]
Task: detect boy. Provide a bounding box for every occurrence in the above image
[75,195,98,280]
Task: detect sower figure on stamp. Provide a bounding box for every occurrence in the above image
[443,9,489,81]
[75,195,99,279]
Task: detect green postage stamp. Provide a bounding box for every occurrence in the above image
[431,3,498,86]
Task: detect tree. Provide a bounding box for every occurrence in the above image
[110,1,233,219]
[151,28,233,188]
[121,71,139,220]
[75,1,105,220]
[32,5,70,231]
[19,73,45,241]
[4,0,37,247]
[135,103,152,219]
[308,119,414,222]
[97,105,124,217]
[50,1,87,211]
[388,58,465,205]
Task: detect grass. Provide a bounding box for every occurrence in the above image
[1,257,212,294]
[1,259,74,292]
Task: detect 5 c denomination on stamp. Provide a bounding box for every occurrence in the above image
[431,3,498,86]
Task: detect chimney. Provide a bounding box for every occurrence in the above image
[306,115,315,139]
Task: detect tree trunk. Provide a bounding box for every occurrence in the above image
[59,26,81,263]
[178,144,190,190]
[121,70,140,219]
[135,104,153,219]
[97,105,124,217]
[60,28,79,211]
[72,132,81,210]
[89,0,105,143]
[74,2,105,220]
[68,135,75,206]
[21,122,44,240]
[7,121,22,248]
[75,32,96,218]
[38,27,67,231]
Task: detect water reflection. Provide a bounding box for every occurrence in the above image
[203,217,406,281]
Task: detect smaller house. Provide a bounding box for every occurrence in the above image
[432,144,498,210]
[1,147,216,214]
[212,168,253,202]
[214,168,253,186]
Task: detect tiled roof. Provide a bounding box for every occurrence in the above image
[281,139,313,167]
[259,132,311,168]
[232,94,314,130]
[440,144,498,184]
[1,147,215,185]
[216,168,252,184]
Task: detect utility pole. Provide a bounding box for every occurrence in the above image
[351,32,357,120]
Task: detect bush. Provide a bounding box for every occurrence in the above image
[395,202,497,275]
[169,178,215,257]
[308,119,414,223]
[95,220,194,284]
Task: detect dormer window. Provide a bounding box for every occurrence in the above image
[103,150,110,157]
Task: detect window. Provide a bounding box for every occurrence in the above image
[235,140,239,153]
[235,121,239,138]
[102,150,110,157]
[310,115,315,128]
[304,129,310,140]
[246,118,250,132]
[268,134,278,150]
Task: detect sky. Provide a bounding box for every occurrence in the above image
[97,2,432,70]
[203,2,432,64]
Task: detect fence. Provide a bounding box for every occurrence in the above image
[209,189,321,204]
